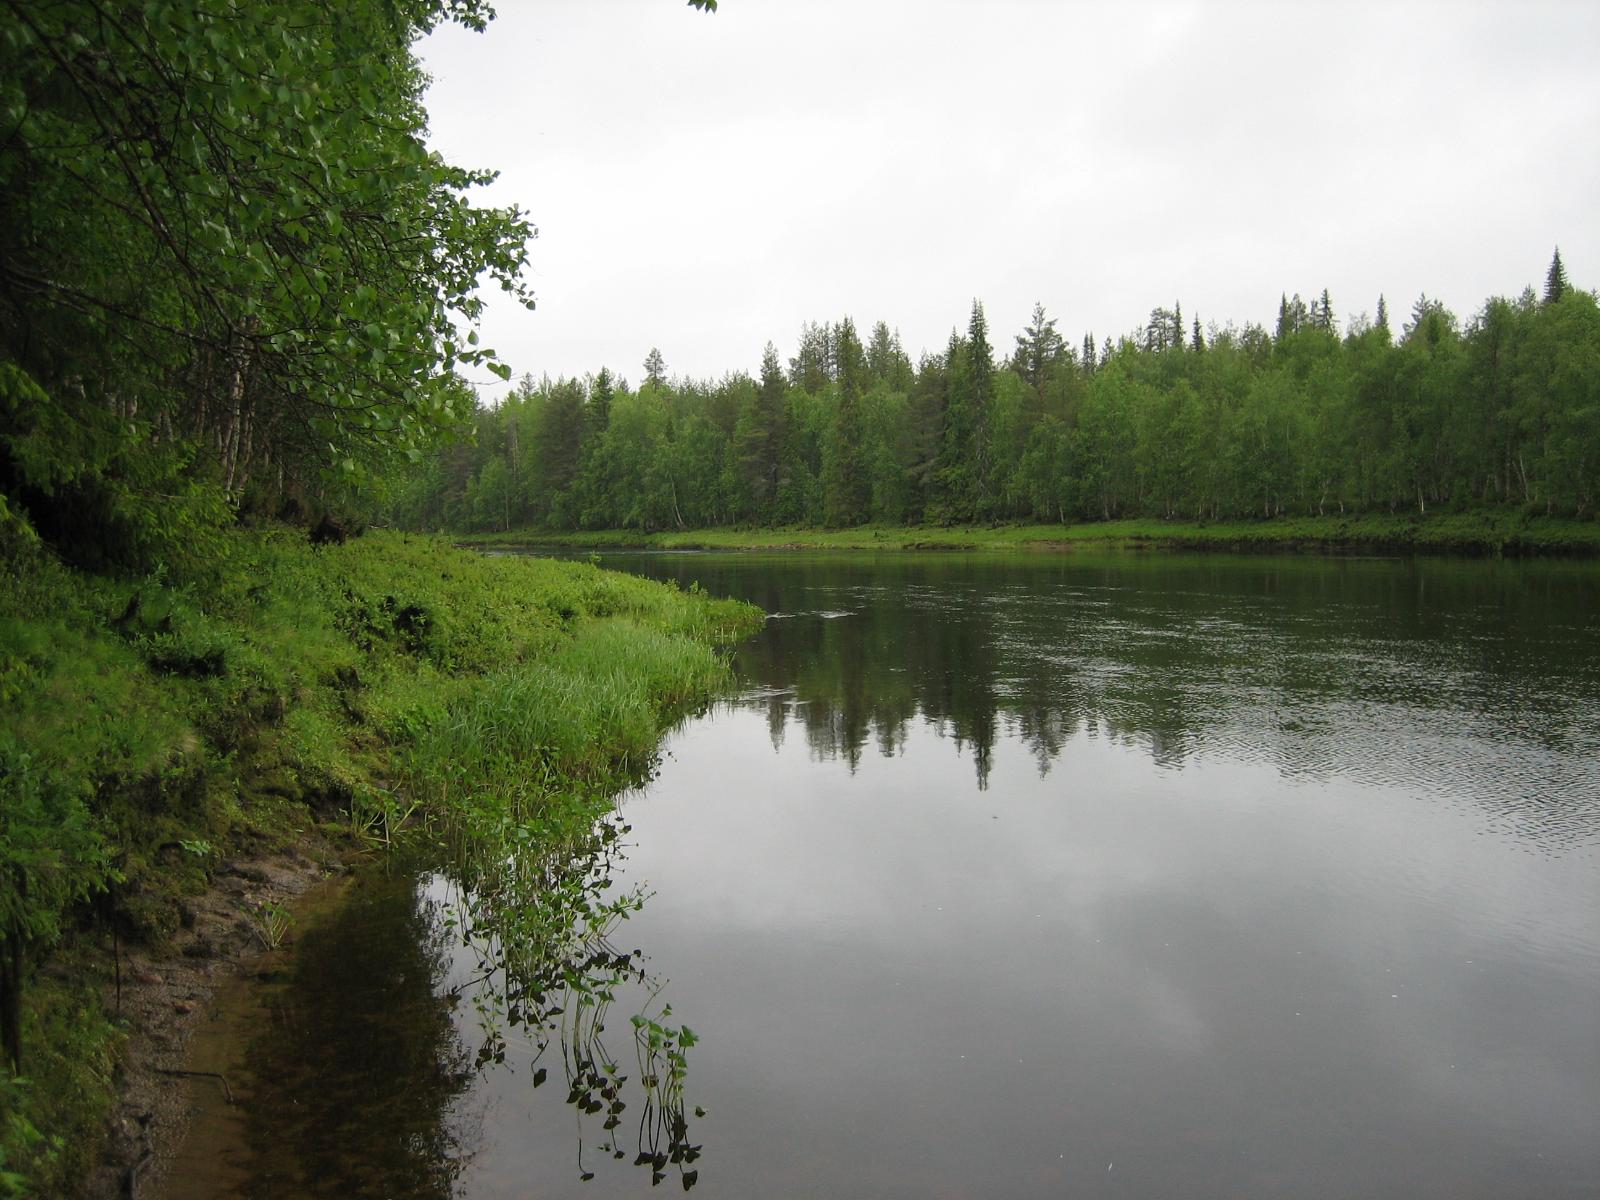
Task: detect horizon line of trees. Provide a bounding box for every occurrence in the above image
[393,251,1600,533]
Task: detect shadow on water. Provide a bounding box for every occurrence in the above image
[185,807,705,1198]
[236,869,471,1199]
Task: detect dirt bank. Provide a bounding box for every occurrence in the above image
[83,832,357,1200]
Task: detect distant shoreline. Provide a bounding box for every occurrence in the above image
[459,513,1600,558]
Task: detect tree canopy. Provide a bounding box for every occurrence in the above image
[398,257,1600,534]
[1,0,534,566]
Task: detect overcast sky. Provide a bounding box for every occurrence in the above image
[419,0,1599,389]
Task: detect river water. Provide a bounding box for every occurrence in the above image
[204,551,1600,1198]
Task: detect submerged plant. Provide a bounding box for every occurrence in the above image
[346,787,424,851]
[250,901,293,951]
[439,811,708,1188]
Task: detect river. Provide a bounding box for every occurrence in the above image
[191,550,1600,1198]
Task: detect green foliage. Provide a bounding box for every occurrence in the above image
[0,526,760,1192]
[400,259,1600,534]
[1,964,120,1196]
[821,318,871,526]
[250,900,294,951]
[1,0,532,566]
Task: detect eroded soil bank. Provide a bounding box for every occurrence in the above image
[84,831,356,1200]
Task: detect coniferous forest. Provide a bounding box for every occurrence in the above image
[399,260,1600,535]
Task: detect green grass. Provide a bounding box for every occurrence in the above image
[0,526,761,1195]
[463,510,1600,557]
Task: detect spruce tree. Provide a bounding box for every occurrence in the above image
[1544,247,1570,305]
[930,327,969,520]
[1312,288,1334,333]
[966,301,995,513]
[867,320,895,384]
[1013,302,1065,394]
[789,322,833,392]
[738,343,788,516]
[1376,294,1391,341]
[822,318,871,525]
[932,301,995,520]
[906,350,950,513]
[587,367,615,436]
[538,379,587,503]
[1191,316,1206,353]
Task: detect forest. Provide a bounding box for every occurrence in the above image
[397,260,1600,534]
[0,0,1596,1190]
[0,3,746,1192]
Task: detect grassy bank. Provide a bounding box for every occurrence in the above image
[463,510,1600,557]
[0,528,761,1195]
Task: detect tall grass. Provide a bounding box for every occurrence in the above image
[403,620,731,841]
[0,527,761,1194]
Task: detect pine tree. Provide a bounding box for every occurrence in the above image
[1276,293,1308,341]
[643,347,667,388]
[1145,306,1180,352]
[1544,247,1570,305]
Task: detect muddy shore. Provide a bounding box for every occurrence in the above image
[84,833,358,1200]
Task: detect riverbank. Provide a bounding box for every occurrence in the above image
[0,528,761,1196]
[462,511,1600,557]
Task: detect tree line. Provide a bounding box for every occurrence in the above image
[396,252,1599,533]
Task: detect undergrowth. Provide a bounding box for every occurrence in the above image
[0,527,761,1195]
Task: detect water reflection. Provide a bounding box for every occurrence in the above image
[226,809,706,1197]
[436,812,705,1190]
[601,553,1600,852]
[239,871,473,1199]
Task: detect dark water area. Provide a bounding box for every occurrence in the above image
[211,552,1600,1198]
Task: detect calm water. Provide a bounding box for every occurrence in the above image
[218,552,1600,1198]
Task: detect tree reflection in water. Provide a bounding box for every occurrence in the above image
[623,552,1600,850]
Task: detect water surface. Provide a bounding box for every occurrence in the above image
[219,551,1600,1198]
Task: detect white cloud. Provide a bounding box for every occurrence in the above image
[420,0,1600,384]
